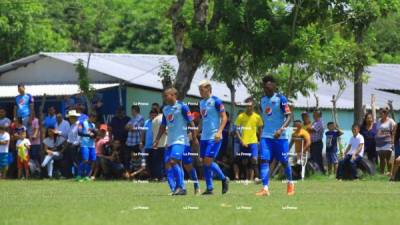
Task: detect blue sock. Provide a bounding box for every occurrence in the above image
[284,163,292,182]
[166,167,176,192]
[260,162,270,187]
[211,162,226,181]
[189,168,199,190]
[78,162,85,177]
[203,165,213,190]
[179,164,186,190]
[172,164,184,189]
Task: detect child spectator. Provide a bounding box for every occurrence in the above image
[0,125,10,179]
[336,124,364,180]
[16,130,30,179]
[290,120,311,165]
[325,122,344,175]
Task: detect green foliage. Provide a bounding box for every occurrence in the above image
[75,58,95,100]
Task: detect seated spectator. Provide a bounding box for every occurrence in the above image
[289,120,311,165]
[129,151,147,180]
[41,127,66,178]
[0,125,10,179]
[336,124,364,180]
[99,140,124,179]
[92,125,109,180]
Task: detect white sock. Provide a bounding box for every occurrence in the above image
[263,185,269,190]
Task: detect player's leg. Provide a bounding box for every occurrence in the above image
[250,144,259,181]
[170,145,186,195]
[88,147,97,180]
[200,140,213,194]
[183,146,200,194]
[208,140,229,194]
[275,139,294,195]
[256,138,271,196]
[164,147,176,193]
[78,147,89,180]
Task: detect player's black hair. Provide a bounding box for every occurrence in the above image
[352,123,360,129]
[131,105,140,113]
[262,75,275,84]
[327,121,335,126]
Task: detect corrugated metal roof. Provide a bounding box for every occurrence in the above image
[0,83,119,98]
[1,52,400,110]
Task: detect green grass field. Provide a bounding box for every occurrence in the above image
[1,177,400,225]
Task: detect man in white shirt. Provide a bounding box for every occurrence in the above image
[64,110,81,178]
[337,124,365,180]
[152,110,168,182]
[56,113,70,139]
[0,125,10,178]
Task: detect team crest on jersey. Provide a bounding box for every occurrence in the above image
[201,109,207,117]
[265,107,272,116]
[18,98,25,105]
[167,113,174,122]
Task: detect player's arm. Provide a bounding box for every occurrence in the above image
[337,128,344,136]
[0,139,9,145]
[13,104,17,121]
[304,134,311,152]
[289,138,294,150]
[215,111,227,142]
[188,121,199,146]
[29,95,35,119]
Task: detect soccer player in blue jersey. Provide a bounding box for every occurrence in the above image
[77,112,97,181]
[257,75,294,196]
[13,83,35,129]
[153,88,199,195]
[198,80,229,195]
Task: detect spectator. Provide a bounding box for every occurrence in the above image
[337,124,364,180]
[151,102,160,113]
[375,106,396,175]
[16,129,30,179]
[92,125,109,180]
[289,120,311,165]
[55,113,70,139]
[0,107,11,128]
[41,127,66,178]
[301,111,312,130]
[124,105,144,176]
[308,109,325,174]
[65,110,81,178]
[28,115,41,172]
[91,93,104,124]
[232,110,244,180]
[0,125,10,179]
[61,95,75,117]
[99,140,124,179]
[42,106,57,129]
[325,122,344,175]
[76,104,88,123]
[360,112,378,164]
[151,107,167,181]
[129,151,148,180]
[109,106,130,143]
[143,109,158,180]
[391,124,400,181]
[13,83,34,129]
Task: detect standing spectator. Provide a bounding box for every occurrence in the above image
[375,106,396,175]
[0,125,10,179]
[143,109,158,180]
[42,106,57,129]
[308,109,325,174]
[360,112,378,164]
[61,95,75,117]
[41,128,66,178]
[124,105,144,176]
[301,112,312,130]
[13,83,34,129]
[65,110,81,178]
[109,106,130,143]
[391,124,400,181]
[336,124,364,180]
[28,115,41,172]
[0,107,11,128]
[325,122,344,175]
[151,108,167,181]
[92,93,104,124]
[55,113,70,139]
[16,130,31,179]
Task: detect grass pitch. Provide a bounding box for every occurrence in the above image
[1,176,400,225]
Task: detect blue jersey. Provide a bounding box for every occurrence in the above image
[15,94,34,118]
[144,119,153,149]
[199,96,225,141]
[79,120,96,148]
[162,101,192,146]
[326,130,340,153]
[260,93,291,139]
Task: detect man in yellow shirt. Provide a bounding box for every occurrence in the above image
[289,120,311,164]
[235,97,263,180]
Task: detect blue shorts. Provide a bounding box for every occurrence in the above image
[0,152,9,169]
[182,145,194,165]
[326,151,338,164]
[240,143,258,158]
[200,140,222,159]
[165,144,185,162]
[80,147,96,162]
[260,138,289,163]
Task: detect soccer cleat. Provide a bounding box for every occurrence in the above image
[222,177,230,194]
[287,183,295,196]
[172,188,187,196]
[201,189,214,195]
[75,176,82,182]
[255,188,270,196]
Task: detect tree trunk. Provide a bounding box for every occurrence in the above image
[354,30,364,125]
